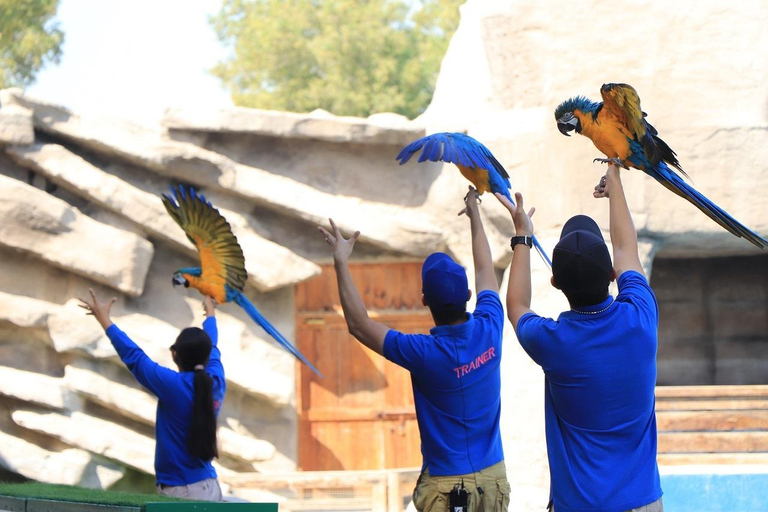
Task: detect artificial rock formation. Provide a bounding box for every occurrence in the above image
[0,85,461,494]
[0,174,153,297]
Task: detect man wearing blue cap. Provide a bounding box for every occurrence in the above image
[497,163,662,512]
[319,187,510,512]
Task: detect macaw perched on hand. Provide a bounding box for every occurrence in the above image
[555,83,767,249]
[396,132,552,269]
[161,186,322,377]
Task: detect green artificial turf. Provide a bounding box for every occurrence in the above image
[0,481,184,506]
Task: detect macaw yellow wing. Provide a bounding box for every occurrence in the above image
[600,83,685,175]
[162,186,247,302]
[600,83,646,139]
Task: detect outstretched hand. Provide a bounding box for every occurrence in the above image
[495,191,535,237]
[318,218,360,264]
[594,163,620,198]
[458,185,481,217]
[202,295,216,317]
[78,288,116,331]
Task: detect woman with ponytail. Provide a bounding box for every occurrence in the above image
[79,289,225,501]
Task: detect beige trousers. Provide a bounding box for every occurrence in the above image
[157,477,223,501]
[413,460,510,512]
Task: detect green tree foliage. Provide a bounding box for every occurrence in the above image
[211,0,463,119]
[0,0,63,88]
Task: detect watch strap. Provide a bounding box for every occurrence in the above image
[510,235,533,250]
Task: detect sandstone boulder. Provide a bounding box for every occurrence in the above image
[0,366,70,410]
[0,429,124,488]
[162,106,423,146]
[0,103,34,146]
[0,175,154,297]
[12,409,156,474]
[0,290,59,329]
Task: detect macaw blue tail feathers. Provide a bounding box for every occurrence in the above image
[232,291,323,378]
[657,166,766,249]
[505,194,553,269]
[532,237,553,270]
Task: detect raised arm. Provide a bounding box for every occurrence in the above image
[463,186,498,294]
[201,296,224,384]
[79,288,178,402]
[318,219,389,355]
[594,164,644,277]
[496,192,536,332]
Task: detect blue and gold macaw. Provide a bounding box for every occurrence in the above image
[555,83,767,249]
[161,186,322,377]
[396,132,552,268]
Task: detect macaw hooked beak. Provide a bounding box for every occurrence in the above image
[172,273,189,288]
[557,113,580,137]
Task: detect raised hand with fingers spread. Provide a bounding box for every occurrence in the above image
[78,288,116,330]
[317,218,360,264]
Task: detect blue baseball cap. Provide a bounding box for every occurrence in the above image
[421,252,469,312]
[552,215,612,301]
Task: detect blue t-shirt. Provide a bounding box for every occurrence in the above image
[517,271,662,512]
[106,317,226,486]
[383,290,505,476]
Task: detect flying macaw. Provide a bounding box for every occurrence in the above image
[396,132,552,269]
[555,83,767,249]
[161,186,322,377]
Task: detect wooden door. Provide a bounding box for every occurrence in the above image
[295,262,433,470]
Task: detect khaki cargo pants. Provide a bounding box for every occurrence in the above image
[413,461,510,512]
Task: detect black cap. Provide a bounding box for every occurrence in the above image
[552,215,612,304]
[422,252,469,312]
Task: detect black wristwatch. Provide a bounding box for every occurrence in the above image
[510,236,533,250]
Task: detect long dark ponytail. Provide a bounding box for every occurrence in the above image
[172,327,218,461]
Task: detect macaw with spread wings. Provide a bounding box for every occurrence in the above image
[555,83,767,249]
[396,132,552,269]
[161,186,322,377]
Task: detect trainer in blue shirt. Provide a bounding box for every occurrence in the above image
[79,290,226,502]
[496,164,663,512]
[318,187,510,512]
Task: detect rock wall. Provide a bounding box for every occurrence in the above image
[0,85,503,495]
[0,90,442,492]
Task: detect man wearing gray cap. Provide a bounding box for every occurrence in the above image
[319,186,510,512]
[497,163,663,512]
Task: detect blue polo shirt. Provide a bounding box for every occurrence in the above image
[106,317,225,486]
[517,270,662,512]
[383,290,505,476]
